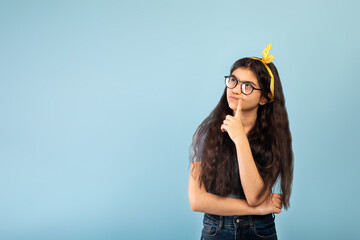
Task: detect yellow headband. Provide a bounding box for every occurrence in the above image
[251,44,275,103]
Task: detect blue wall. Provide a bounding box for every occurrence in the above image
[1,0,359,239]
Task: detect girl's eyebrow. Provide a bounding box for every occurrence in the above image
[230,75,257,86]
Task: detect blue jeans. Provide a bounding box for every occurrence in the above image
[200,212,277,240]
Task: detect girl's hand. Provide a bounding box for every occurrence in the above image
[255,193,283,215]
[220,99,246,143]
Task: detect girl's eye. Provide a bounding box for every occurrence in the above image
[230,78,236,82]
[244,83,253,88]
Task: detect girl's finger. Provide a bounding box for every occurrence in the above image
[223,119,230,125]
[225,115,233,120]
[234,99,242,118]
[220,124,227,132]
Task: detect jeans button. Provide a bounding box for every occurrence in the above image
[236,219,240,223]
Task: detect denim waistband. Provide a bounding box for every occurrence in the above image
[204,213,275,229]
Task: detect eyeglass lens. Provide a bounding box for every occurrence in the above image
[226,76,254,95]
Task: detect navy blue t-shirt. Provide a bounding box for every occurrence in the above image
[190,130,246,199]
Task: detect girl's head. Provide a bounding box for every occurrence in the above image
[226,58,274,115]
[190,54,293,210]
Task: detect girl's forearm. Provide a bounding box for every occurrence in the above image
[192,191,259,216]
[235,137,269,206]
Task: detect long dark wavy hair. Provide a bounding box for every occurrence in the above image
[189,57,293,210]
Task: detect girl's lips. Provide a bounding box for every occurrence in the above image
[229,96,238,100]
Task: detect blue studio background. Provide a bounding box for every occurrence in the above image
[1,0,359,239]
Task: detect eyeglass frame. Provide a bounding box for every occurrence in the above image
[224,75,262,95]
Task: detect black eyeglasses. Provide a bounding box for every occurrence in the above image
[224,76,262,95]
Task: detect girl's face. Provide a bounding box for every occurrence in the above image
[226,68,268,114]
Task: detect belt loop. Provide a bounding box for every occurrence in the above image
[218,216,223,229]
[249,215,254,228]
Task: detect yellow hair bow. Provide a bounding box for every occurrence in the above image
[251,43,275,103]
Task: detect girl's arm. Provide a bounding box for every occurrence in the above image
[188,162,259,216]
[234,136,270,207]
[221,100,271,207]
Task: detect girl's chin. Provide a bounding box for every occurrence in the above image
[230,103,240,109]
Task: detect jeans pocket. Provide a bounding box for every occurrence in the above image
[253,218,277,239]
[202,217,219,238]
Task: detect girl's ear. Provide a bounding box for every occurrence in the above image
[259,93,272,105]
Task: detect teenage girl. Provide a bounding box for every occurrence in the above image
[188,44,293,240]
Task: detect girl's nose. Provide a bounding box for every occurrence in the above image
[232,84,243,94]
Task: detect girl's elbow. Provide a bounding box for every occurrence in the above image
[189,197,201,212]
[247,199,255,207]
[189,191,200,212]
[247,197,262,207]
[247,200,260,207]
[190,201,198,212]
[247,194,268,207]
